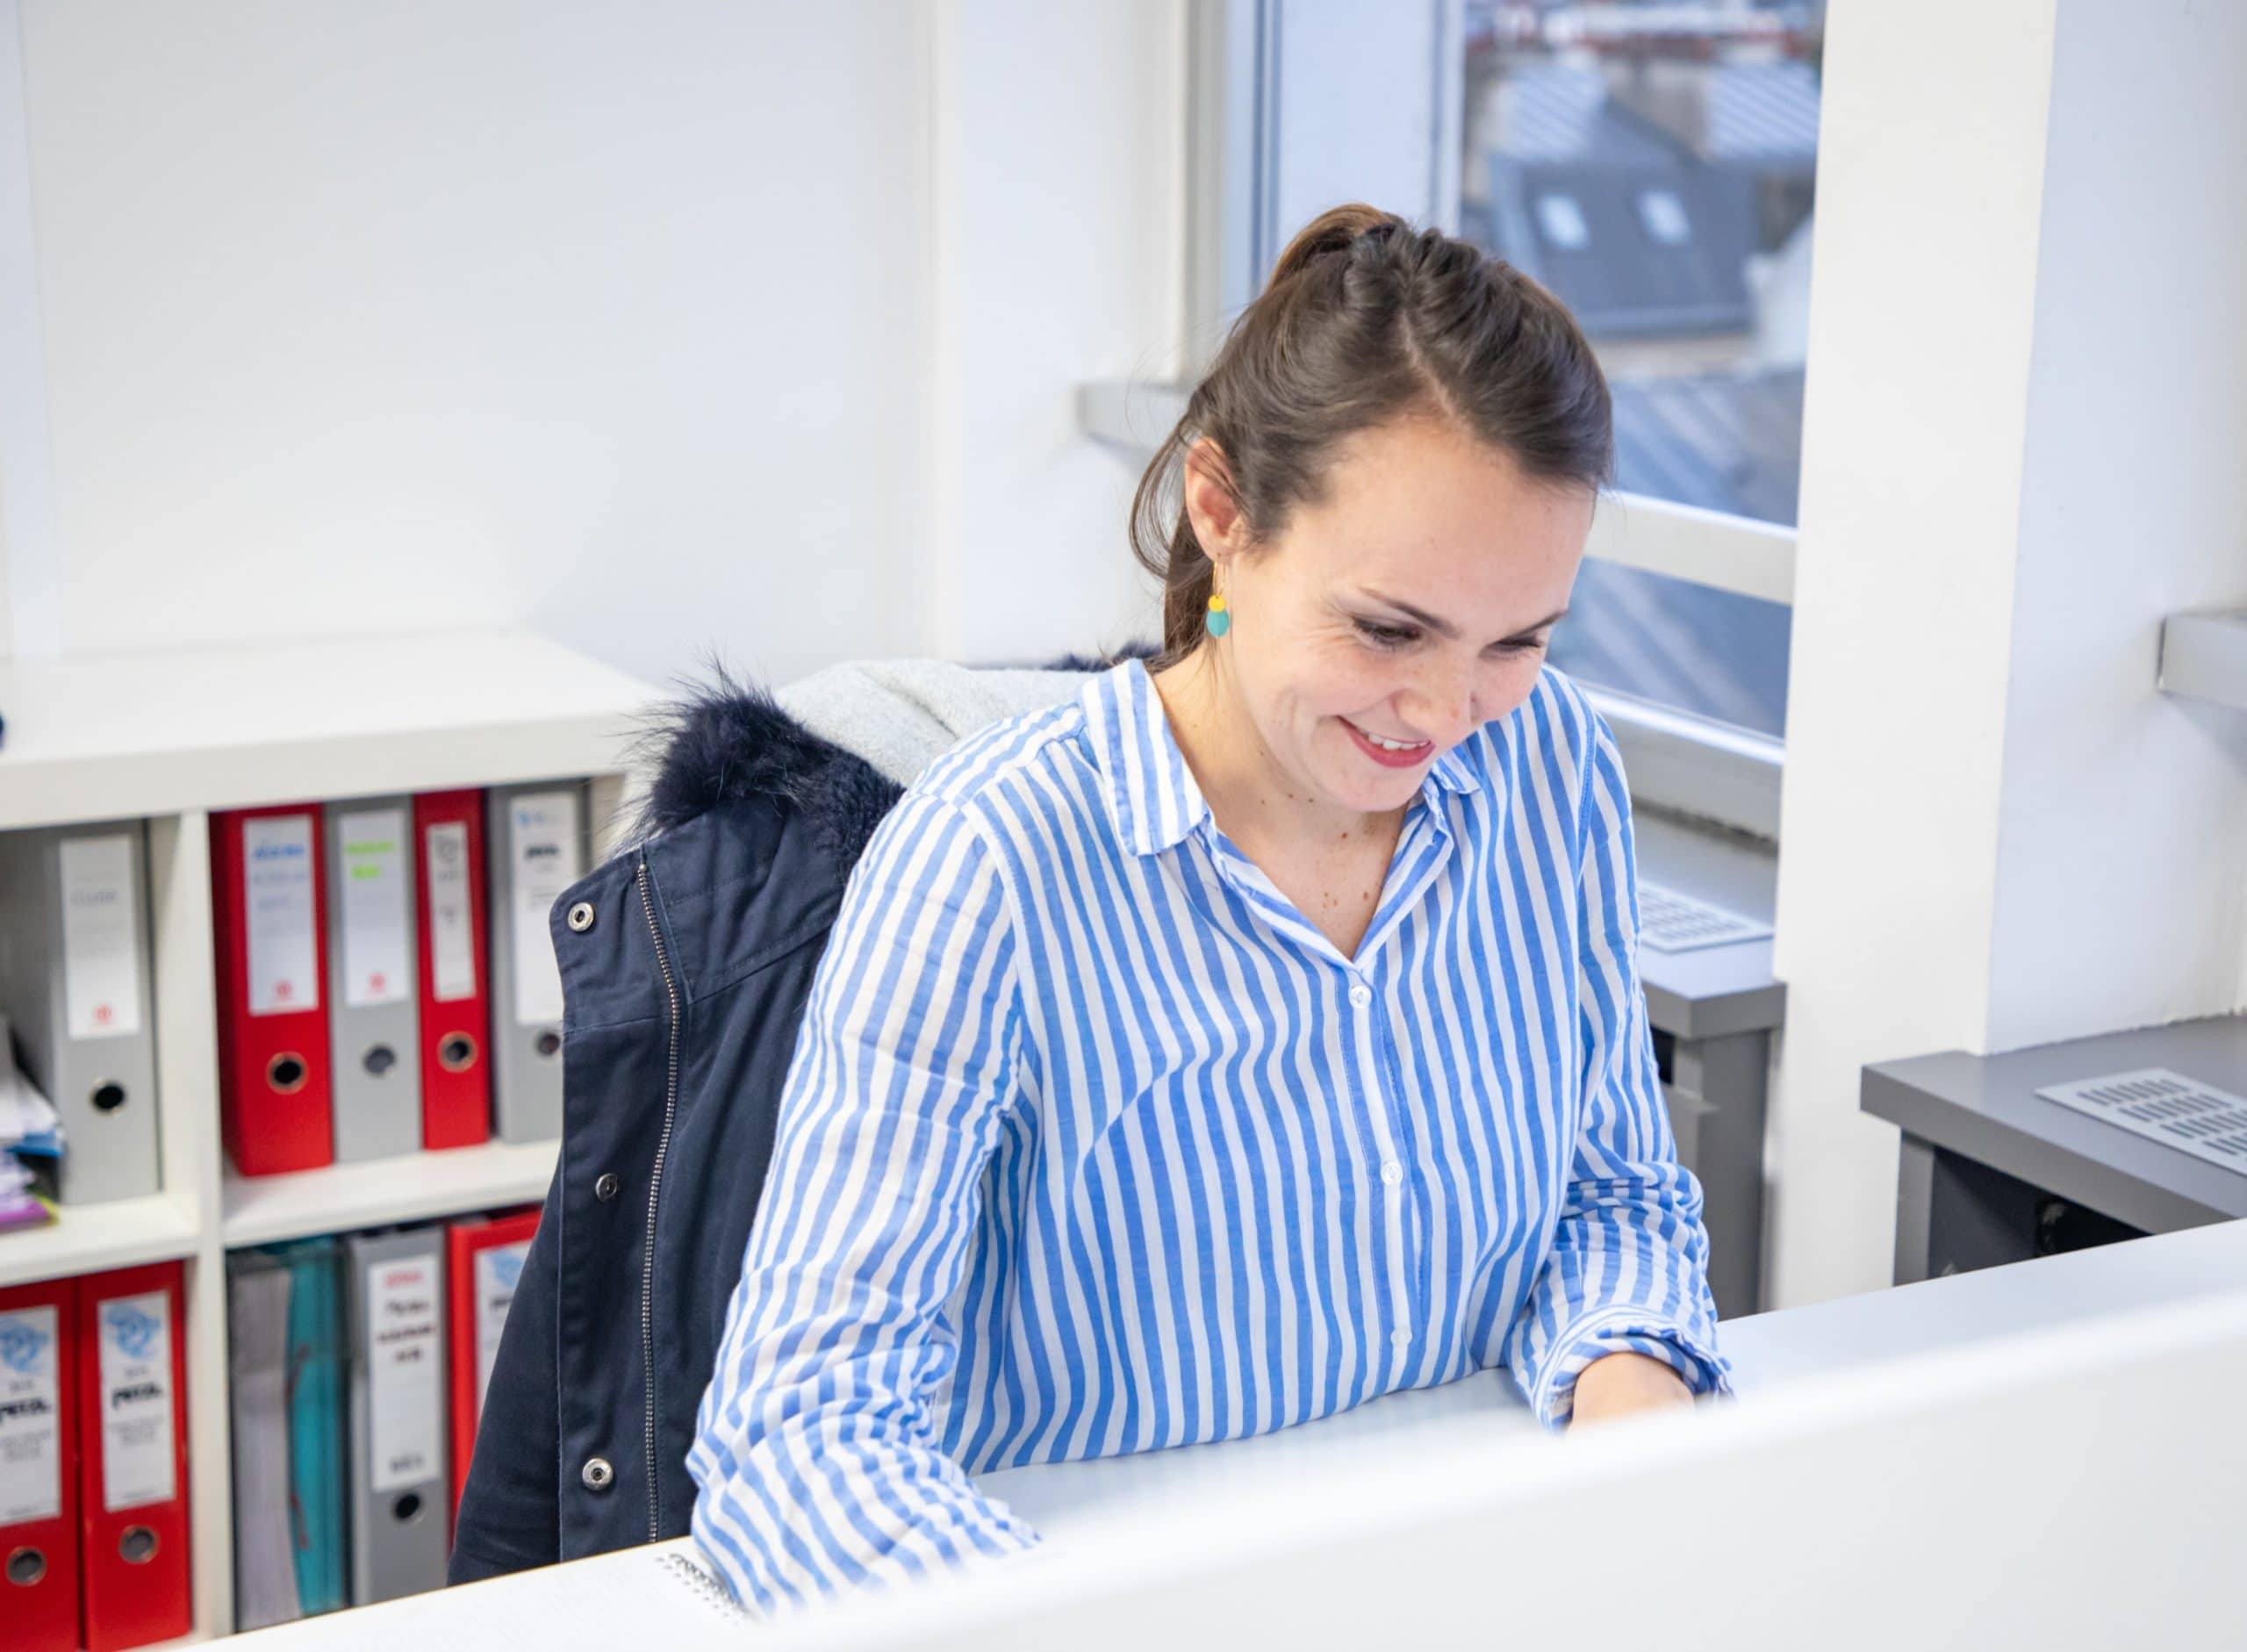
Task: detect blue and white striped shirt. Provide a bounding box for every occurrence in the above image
[688,658,1731,1611]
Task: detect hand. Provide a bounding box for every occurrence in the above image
[1568,1351,1694,1429]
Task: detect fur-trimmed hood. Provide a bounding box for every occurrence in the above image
[624,647,1151,871]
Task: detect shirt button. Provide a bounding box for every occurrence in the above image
[1348,983,1373,1009]
[1391,1329,1411,1349]
[1380,1160,1403,1187]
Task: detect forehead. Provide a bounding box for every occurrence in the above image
[1281,416,1593,600]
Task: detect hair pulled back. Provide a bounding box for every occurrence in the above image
[1131,204,1613,666]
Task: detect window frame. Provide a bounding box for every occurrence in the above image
[1121,0,1805,844]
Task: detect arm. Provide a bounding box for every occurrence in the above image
[686,791,1038,1613]
[1503,708,1734,1430]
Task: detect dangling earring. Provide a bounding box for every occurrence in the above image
[1205,585,1231,639]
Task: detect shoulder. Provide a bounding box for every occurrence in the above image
[858,690,1103,873]
[909,693,1091,809]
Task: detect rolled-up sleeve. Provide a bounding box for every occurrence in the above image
[686,790,1039,1613]
[1504,708,1734,1429]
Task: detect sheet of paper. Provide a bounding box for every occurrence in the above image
[59,832,144,1039]
[0,1304,63,1524]
[423,820,477,1002]
[245,814,320,1016]
[364,1253,442,1494]
[507,791,581,1028]
[96,1289,176,1512]
[336,808,410,1009]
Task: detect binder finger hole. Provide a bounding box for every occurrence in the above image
[5,1546,47,1586]
[534,1030,562,1059]
[90,1080,128,1113]
[363,1044,398,1076]
[267,1053,308,1094]
[118,1526,159,1565]
[439,1033,478,1073]
[392,1491,424,1525]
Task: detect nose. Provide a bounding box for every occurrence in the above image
[1400,655,1478,748]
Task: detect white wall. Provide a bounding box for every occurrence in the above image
[929,0,1182,666]
[1984,0,2247,1051]
[1769,0,2247,1309]
[1,0,1181,685]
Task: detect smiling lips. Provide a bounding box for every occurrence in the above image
[1341,717,1434,769]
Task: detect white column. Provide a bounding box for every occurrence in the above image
[922,0,1186,665]
[1767,0,2247,1308]
[0,0,61,659]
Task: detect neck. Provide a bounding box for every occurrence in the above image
[1150,643,1403,851]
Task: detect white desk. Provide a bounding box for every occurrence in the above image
[240,1217,2247,1648]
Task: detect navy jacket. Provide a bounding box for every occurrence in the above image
[449,657,1122,1582]
[449,673,908,1580]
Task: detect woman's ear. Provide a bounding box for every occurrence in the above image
[1181,439,1248,567]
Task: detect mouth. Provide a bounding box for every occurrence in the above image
[1341,717,1435,770]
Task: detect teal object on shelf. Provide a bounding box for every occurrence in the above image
[278,1238,351,1616]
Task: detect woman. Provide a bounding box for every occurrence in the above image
[686,203,1732,1612]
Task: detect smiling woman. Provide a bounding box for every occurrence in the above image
[686,204,1728,1616]
[1133,204,1607,952]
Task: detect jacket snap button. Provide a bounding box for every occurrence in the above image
[594,1172,620,1203]
[581,1456,614,1491]
[567,901,596,933]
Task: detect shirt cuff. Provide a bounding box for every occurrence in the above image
[1529,1305,1734,1430]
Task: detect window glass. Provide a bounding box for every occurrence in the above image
[1461,1,1823,738]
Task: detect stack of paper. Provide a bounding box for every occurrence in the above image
[1,1013,64,1232]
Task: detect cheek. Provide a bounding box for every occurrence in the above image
[1303,647,1398,714]
[1477,656,1547,720]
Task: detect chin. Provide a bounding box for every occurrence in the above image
[1318,755,1425,815]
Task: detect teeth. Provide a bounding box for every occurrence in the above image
[1360,728,1426,753]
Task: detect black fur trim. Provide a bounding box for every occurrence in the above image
[622,660,902,870]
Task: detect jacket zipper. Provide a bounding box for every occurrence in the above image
[634,854,683,1542]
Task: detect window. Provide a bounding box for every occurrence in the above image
[1536,191,1592,249]
[1096,0,1812,832]
[1461,2,1824,741]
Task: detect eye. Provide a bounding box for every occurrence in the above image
[1353,618,1419,650]
[1495,636,1551,657]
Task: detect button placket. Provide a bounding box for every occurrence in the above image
[1353,959,1429,1370]
[1342,961,1418,1372]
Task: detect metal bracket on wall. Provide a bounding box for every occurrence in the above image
[2157,609,2247,712]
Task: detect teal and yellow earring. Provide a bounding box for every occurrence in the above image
[1205,588,1231,639]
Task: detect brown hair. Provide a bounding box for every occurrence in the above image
[1131,204,1613,666]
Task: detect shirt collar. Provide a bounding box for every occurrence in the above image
[1082,658,1480,858]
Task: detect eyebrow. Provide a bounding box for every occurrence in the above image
[1359,591,1570,643]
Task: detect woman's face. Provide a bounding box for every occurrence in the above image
[1188,415,1593,820]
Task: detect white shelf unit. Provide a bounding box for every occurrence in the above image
[0,628,661,1644]
[221,1138,560,1250]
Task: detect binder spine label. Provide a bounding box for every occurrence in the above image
[425,821,477,1002]
[0,1304,61,1523]
[61,831,144,1040]
[472,1242,530,1416]
[508,792,582,1028]
[338,808,411,1008]
[245,813,320,1016]
[366,1257,442,1493]
[96,1290,176,1512]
